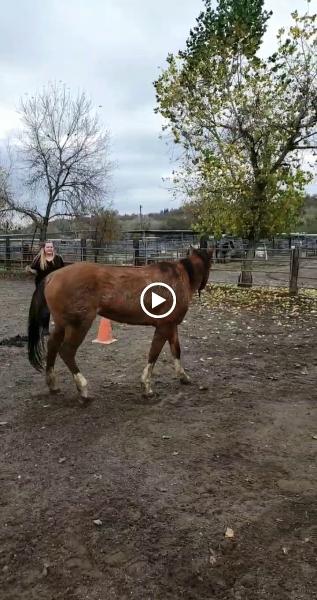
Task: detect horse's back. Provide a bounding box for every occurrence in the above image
[44,260,192,326]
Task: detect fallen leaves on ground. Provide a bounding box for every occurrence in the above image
[225,527,235,539]
[93,519,103,526]
[201,284,317,321]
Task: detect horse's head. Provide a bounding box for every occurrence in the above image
[187,246,213,295]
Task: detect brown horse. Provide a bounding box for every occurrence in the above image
[28,248,213,400]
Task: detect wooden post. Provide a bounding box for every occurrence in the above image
[133,238,140,266]
[5,236,11,270]
[289,246,299,296]
[81,238,87,262]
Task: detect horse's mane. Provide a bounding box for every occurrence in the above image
[179,257,195,286]
[192,249,212,272]
[180,249,211,288]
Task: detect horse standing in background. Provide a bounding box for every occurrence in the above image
[28,248,213,401]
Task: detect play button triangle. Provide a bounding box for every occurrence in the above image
[152,291,166,309]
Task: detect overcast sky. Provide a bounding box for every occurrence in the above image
[0,0,314,214]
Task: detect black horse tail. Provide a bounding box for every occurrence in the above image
[28,281,47,371]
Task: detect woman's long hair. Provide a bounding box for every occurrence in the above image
[37,242,56,271]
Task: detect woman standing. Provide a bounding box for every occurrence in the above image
[26,241,65,334]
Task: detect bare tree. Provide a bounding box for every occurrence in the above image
[91,209,121,243]
[0,162,13,231]
[0,165,8,211]
[5,82,112,240]
[78,208,121,262]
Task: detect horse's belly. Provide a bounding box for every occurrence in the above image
[97,287,188,327]
[98,305,152,326]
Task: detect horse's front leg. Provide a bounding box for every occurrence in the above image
[141,327,167,396]
[168,324,191,384]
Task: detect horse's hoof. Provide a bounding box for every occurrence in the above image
[78,396,92,406]
[142,388,154,398]
[180,376,191,385]
[140,390,160,405]
[49,387,61,395]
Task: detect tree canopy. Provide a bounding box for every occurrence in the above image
[155,1,317,247]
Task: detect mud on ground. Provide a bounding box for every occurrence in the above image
[0,280,316,600]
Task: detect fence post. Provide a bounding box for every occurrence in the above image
[5,236,11,270]
[133,238,140,266]
[289,246,299,296]
[145,238,148,264]
[81,238,87,262]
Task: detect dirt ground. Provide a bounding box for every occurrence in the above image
[0,280,316,600]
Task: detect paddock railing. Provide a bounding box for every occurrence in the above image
[0,234,317,291]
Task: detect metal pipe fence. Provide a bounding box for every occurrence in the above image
[0,233,317,290]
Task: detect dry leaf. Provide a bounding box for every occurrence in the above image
[42,562,50,576]
[225,527,235,539]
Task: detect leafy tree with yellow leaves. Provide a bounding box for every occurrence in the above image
[155,0,317,285]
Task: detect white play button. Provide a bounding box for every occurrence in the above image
[151,291,166,309]
[140,282,177,319]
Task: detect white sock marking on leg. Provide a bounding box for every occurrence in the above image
[46,368,58,391]
[174,358,190,382]
[141,363,154,394]
[74,373,88,398]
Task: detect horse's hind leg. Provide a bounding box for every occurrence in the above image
[141,327,167,396]
[167,325,191,384]
[46,324,65,393]
[59,320,93,402]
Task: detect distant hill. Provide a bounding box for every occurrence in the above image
[2,196,317,237]
[2,206,194,236]
[119,207,193,231]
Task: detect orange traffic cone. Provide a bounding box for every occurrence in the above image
[92,318,117,345]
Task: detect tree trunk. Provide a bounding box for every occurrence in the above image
[289,247,299,296]
[39,217,49,242]
[238,239,256,287]
[5,236,11,271]
[30,224,38,251]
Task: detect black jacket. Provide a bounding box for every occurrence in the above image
[30,254,65,286]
